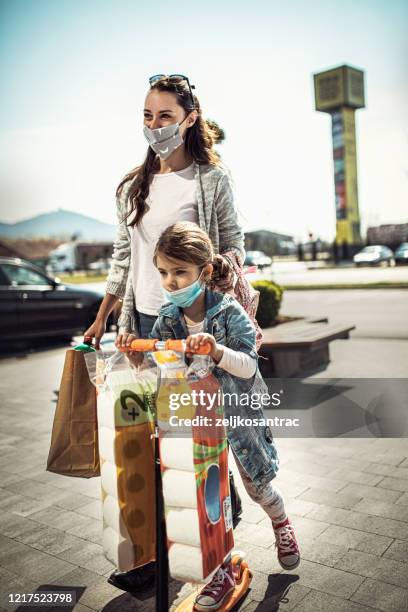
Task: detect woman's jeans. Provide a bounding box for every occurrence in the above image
[136,310,157,338]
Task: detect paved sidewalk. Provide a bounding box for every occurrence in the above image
[0,348,408,611]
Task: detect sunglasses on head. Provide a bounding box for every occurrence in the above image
[148,74,196,110]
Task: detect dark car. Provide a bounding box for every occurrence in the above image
[0,257,111,343]
[395,242,408,265]
[353,245,395,267]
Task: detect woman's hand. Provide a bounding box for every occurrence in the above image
[83,316,107,350]
[185,333,224,363]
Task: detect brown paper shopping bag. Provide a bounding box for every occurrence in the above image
[47,349,100,477]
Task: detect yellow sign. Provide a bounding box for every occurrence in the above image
[332,108,362,244]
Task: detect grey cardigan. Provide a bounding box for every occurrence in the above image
[105,162,245,333]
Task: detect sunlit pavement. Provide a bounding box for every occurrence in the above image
[0,295,408,610]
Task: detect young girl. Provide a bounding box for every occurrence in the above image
[149,222,300,611]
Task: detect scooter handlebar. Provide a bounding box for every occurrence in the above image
[120,338,211,355]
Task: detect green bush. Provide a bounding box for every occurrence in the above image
[252,280,284,327]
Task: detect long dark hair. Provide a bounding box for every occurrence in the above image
[116,77,225,227]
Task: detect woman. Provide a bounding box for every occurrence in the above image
[83,74,257,593]
[84,74,261,349]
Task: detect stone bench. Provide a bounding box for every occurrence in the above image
[259,316,355,377]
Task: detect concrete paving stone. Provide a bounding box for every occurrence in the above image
[351,578,408,612]
[280,460,333,478]
[396,492,408,506]
[353,497,408,522]
[300,475,349,493]
[362,462,408,480]
[0,459,45,476]
[376,476,408,493]
[285,558,364,599]
[0,540,76,583]
[326,468,383,487]
[233,521,275,548]
[298,487,363,510]
[0,570,38,611]
[0,535,28,563]
[15,526,84,556]
[0,492,52,517]
[71,577,126,610]
[0,472,26,487]
[56,541,115,576]
[49,566,108,589]
[382,539,408,563]
[353,452,408,467]
[334,549,408,590]
[284,497,320,518]
[239,503,266,524]
[242,578,310,610]
[316,525,393,556]
[0,512,41,540]
[5,480,93,511]
[294,588,377,612]
[338,482,403,503]
[238,543,283,575]
[306,505,408,539]
[400,458,408,468]
[66,518,102,544]
[75,501,103,521]
[282,516,330,542]
[297,539,349,568]
[276,481,310,499]
[21,467,68,485]
[28,506,99,534]
[53,493,99,513]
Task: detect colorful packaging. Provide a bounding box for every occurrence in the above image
[156,353,234,582]
[90,352,157,571]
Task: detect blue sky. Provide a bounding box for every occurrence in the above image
[1,0,407,240]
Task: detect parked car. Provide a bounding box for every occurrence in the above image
[244,250,272,269]
[353,246,395,267]
[395,242,408,265]
[0,257,113,343]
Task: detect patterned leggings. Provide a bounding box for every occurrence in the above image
[231,448,287,525]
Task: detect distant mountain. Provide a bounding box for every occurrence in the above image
[0,209,117,241]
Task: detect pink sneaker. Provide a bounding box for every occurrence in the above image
[273,517,300,570]
[194,560,236,611]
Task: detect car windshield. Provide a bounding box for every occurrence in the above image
[1,263,50,286]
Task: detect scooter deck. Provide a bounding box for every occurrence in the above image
[174,555,253,612]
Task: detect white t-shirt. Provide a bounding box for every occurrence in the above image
[185,318,256,379]
[130,162,198,315]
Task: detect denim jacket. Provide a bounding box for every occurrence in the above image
[150,289,279,489]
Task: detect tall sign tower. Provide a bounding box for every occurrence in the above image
[314,65,365,249]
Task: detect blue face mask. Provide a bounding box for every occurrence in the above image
[163,271,204,308]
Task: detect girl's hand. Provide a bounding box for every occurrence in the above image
[185,333,224,363]
[115,332,139,352]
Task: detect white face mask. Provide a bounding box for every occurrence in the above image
[143,116,187,160]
